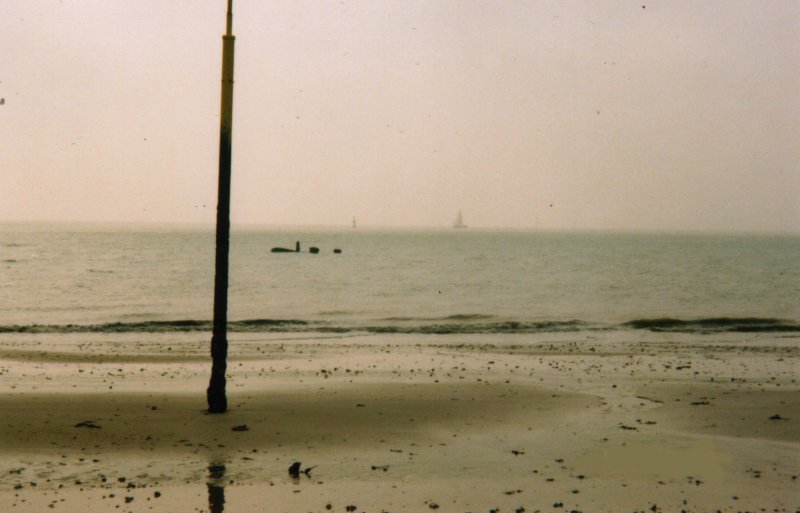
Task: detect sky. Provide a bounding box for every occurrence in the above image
[1,1,798,232]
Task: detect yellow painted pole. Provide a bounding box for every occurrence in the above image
[208,0,235,414]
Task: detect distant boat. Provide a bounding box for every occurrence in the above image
[453,210,467,229]
[271,241,301,253]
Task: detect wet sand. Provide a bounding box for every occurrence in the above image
[0,331,798,512]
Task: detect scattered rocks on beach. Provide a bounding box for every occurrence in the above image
[74,420,101,429]
[1,331,797,512]
[288,461,315,478]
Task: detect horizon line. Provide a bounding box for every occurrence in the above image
[1,218,798,237]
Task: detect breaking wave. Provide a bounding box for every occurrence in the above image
[622,317,800,333]
[0,316,797,335]
[0,319,306,334]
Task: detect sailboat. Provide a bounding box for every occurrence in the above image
[453,210,467,229]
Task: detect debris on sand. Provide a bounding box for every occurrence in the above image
[74,421,101,429]
[288,461,316,478]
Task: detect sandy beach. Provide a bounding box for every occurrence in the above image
[0,331,797,512]
[4,0,799,510]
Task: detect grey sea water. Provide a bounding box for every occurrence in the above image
[1,223,798,335]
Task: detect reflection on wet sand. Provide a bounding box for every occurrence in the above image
[207,464,226,513]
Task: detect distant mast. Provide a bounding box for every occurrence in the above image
[453,210,467,229]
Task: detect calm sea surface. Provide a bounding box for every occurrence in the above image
[1,223,798,335]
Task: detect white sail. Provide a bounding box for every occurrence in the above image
[453,210,467,229]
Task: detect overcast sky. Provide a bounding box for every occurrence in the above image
[1,1,798,232]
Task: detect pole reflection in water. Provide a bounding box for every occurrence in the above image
[208,464,226,513]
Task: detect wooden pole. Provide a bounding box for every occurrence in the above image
[207,0,235,414]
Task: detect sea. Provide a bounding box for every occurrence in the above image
[1,223,798,337]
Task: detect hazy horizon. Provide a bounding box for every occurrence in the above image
[3,218,799,237]
[2,1,798,232]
